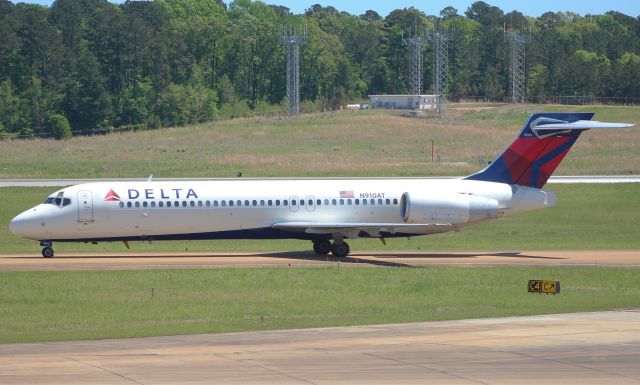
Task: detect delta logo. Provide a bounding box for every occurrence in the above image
[104,189,121,202]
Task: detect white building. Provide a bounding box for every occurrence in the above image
[368,95,437,110]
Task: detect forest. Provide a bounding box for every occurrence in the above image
[0,0,639,138]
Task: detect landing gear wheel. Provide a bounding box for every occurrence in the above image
[312,240,331,255]
[330,241,350,258]
[42,247,54,258]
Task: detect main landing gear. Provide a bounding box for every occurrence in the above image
[40,241,54,258]
[312,239,350,258]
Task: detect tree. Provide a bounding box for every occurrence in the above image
[47,113,72,139]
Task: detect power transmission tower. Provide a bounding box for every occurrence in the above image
[403,27,426,98]
[429,29,452,117]
[280,25,307,116]
[505,26,531,103]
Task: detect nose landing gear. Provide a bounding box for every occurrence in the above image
[40,241,54,258]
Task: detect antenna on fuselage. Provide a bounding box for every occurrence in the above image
[147,174,153,182]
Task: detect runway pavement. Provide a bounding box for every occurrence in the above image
[0,249,639,271]
[1,310,639,384]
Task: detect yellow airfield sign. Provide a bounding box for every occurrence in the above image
[528,280,560,294]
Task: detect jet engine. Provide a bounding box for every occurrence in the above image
[400,192,500,224]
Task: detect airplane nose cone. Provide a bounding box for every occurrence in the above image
[9,214,26,237]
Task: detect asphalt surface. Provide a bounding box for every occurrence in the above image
[1,249,639,271]
[1,175,640,187]
[1,310,639,384]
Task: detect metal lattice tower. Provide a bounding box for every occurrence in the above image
[429,30,452,117]
[280,25,307,116]
[403,29,426,97]
[505,28,531,103]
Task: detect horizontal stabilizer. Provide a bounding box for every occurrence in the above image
[533,120,634,131]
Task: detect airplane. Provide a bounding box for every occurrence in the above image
[9,112,634,258]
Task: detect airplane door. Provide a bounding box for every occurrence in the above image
[77,190,94,222]
[289,195,299,212]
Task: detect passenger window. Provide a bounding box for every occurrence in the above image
[237,200,242,207]
[268,200,273,206]
[159,201,164,207]
[151,201,156,207]
[363,199,367,206]
[340,199,344,205]
[393,198,398,205]
[198,201,203,207]
[260,200,265,206]
[308,199,313,205]
[370,199,375,205]
[299,200,304,206]
[228,200,233,207]
[276,200,280,206]
[347,199,352,205]
[317,199,321,205]
[190,201,195,207]
[143,201,148,207]
[127,202,132,208]
[252,200,257,206]
[167,201,171,207]
[221,201,226,207]
[135,202,140,208]
[245,200,250,206]
[324,199,329,205]
[214,201,219,207]
[386,199,391,205]
[332,199,337,205]
[119,202,124,208]
[378,199,383,205]
[206,201,210,207]
[355,199,359,205]
[283,200,288,206]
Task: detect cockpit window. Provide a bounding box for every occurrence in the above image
[44,197,72,207]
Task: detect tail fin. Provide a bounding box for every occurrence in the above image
[465,112,633,188]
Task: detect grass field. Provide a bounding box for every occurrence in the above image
[1,103,639,179]
[1,266,639,343]
[2,183,639,254]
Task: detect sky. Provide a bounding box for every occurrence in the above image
[12,0,640,17]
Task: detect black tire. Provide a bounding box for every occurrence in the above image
[312,240,331,255]
[330,242,350,258]
[42,247,54,258]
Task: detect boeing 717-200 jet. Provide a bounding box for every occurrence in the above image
[9,112,634,258]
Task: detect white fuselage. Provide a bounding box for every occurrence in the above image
[10,178,555,242]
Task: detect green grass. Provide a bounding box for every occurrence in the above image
[1,104,638,179]
[1,266,638,343]
[1,184,639,254]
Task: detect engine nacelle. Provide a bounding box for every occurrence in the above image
[400,192,500,224]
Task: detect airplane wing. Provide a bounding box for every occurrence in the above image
[272,222,454,238]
